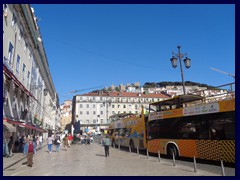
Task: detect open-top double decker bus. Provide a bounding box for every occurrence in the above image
[108,107,148,150]
[147,85,235,163]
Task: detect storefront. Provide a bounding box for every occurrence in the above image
[3,121,16,156]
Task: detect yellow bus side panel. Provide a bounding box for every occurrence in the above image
[178,140,197,157]
[196,140,235,163]
[218,99,235,112]
[148,139,235,163]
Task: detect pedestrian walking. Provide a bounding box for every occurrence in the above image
[39,134,43,149]
[55,135,61,152]
[23,135,29,156]
[19,135,24,152]
[27,137,34,167]
[47,135,53,153]
[33,134,37,154]
[63,134,69,150]
[68,133,73,147]
[103,134,111,157]
[7,136,14,158]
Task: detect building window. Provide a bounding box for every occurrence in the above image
[12,93,17,110]
[129,111,131,113]
[11,13,17,29]
[101,119,103,123]
[27,71,30,86]
[93,111,96,115]
[86,111,89,115]
[93,104,95,108]
[123,105,126,108]
[86,104,89,108]
[22,63,26,80]
[135,105,138,110]
[3,84,9,106]
[93,97,95,101]
[112,104,115,108]
[86,120,89,124]
[80,97,82,100]
[100,111,103,115]
[118,111,120,114]
[93,119,96,124]
[100,104,103,108]
[24,42,28,51]
[8,42,14,65]
[79,104,82,108]
[80,111,82,115]
[118,105,120,108]
[16,55,21,73]
[112,111,115,114]
[19,30,23,44]
[135,111,138,114]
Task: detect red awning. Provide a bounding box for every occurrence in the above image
[4,118,44,133]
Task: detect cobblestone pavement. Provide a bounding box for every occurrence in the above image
[3,142,232,176]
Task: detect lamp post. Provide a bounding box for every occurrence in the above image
[170,46,191,95]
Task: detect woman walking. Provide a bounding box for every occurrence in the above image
[47,135,53,153]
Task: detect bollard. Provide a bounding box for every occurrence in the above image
[158,150,161,162]
[137,147,139,155]
[147,148,149,159]
[129,145,131,153]
[172,152,176,166]
[221,160,226,176]
[118,142,120,150]
[193,156,197,172]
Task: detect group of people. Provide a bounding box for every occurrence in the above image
[6,134,43,158]
[6,132,111,168]
[46,133,73,153]
[79,134,94,145]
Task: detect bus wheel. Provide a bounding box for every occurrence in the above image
[130,140,135,151]
[167,144,178,158]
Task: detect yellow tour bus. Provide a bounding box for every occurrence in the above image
[108,106,148,150]
[147,88,235,163]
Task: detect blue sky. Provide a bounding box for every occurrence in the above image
[31,4,235,104]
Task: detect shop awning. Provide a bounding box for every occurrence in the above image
[4,119,44,133]
[3,121,16,132]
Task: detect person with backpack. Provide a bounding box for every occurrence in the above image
[103,134,111,157]
[27,137,34,167]
[55,135,61,152]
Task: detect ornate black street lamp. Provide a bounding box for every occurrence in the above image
[170,46,191,95]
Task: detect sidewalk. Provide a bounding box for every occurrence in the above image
[3,142,47,170]
[3,141,232,176]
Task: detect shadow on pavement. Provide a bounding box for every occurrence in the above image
[96,154,105,157]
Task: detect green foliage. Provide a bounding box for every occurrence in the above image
[144,81,213,88]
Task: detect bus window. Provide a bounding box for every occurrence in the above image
[119,128,126,137]
[125,128,131,137]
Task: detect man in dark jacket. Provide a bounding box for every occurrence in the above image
[7,136,14,158]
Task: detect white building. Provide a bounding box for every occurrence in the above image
[72,91,170,132]
[3,4,60,142]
